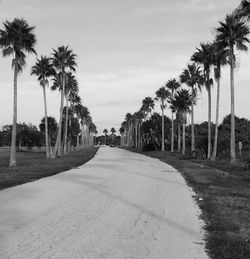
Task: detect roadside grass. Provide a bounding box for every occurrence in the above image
[0,147,99,190]
[123,147,250,259]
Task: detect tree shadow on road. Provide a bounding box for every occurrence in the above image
[58,172,204,241]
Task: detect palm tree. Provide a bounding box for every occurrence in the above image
[110,127,116,143]
[39,116,58,155]
[210,42,227,160]
[191,43,214,159]
[216,14,250,163]
[169,101,182,152]
[31,56,54,158]
[51,45,77,158]
[171,89,192,155]
[155,87,170,151]
[68,91,81,151]
[120,121,128,146]
[63,72,79,154]
[119,126,125,146]
[85,114,92,147]
[166,78,181,152]
[234,0,250,20]
[133,110,144,149]
[180,63,203,155]
[0,18,37,167]
[125,113,133,147]
[89,122,97,146]
[103,129,108,145]
[74,103,84,149]
[79,106,90,148]
[141,97,155,120]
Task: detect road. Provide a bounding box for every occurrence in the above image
[0,147,208,258]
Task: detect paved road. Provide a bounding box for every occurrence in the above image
[0,148,208,258]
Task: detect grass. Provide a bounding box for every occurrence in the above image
[0,147,99,190]
[123,147,250,259]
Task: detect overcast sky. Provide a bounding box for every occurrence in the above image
[0,0,249,134]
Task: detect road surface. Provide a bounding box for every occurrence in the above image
[0,147,208,258]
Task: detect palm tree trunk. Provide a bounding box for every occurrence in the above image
[191,88,195,153]
[207,82,212,159]
[81,123,85,148]
[135,122,138,148]
[139,122,141,150]
[87,126,90,147]
[63,97,69,154]
[230,48,236,163]
[161,105,165,151]
[68,114,72,151]
[76,134,80,150]
[178,121,181,152]
[182,121,186,155]
[42,85,50,158]
[129,125,132,147]
[171,111,174,152]
[211,78,220,160]
[9,59,18,167]
[53,72,65,158]
[49,135,53,156]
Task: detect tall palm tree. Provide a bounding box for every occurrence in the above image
[51,45,77,158]
[234,0,250,20]
[85,114,92,147]
[110,127,116,143]
[133,110,144,149]
[170,101,182,152]
[119,121,128,146]
[119,126,125,146]
[210,42,228,160]
[180,63,203,155]
[171,89,192,155]
[141,97,155,120]
[155,87,170,151]
[63,72,78,154]
[68,91,81,151]
[125,113,133,147]
[74,103,84,149]
[133,112,139,148]
[80,106,90,148]
[166,78,181,152]
[103,129,108,145]
[89,122,97,146]
[31,56,54,158]
[191,43,214,159]
[39,116,58,155]
[216,14,250,163]
[0,18,37,167]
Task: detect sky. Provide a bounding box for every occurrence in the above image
[0,0,249,135]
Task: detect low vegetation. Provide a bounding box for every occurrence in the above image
[0,147,99,190]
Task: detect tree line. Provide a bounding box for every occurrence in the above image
[119,1,250,163]
[0,18,97,167]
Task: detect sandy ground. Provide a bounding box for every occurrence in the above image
[0,147,208,259]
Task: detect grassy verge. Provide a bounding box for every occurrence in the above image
[0,147,99,190]
[123,147,250,259]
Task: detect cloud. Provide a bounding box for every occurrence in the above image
[134,1,216,17]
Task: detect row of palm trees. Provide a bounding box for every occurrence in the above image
[120,1,250,163]
[0,18,96,167]
[102,128,116,144]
